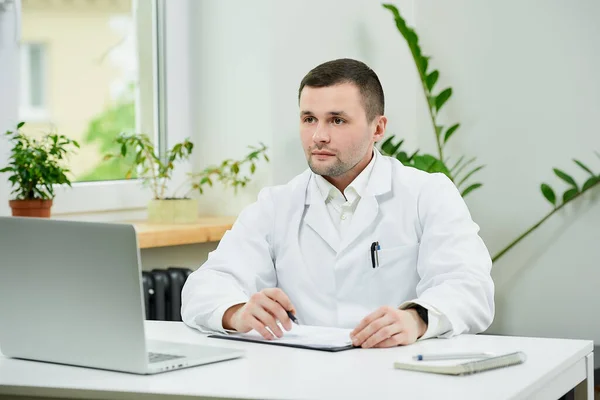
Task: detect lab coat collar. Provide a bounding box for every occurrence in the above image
[302,147,392,253]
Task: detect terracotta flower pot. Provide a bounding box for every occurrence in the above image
[9,199,53,218]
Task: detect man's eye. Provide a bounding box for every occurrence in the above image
[304,117,315,123]
[332,118,345,125]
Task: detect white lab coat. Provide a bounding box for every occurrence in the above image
[181,151,494,337]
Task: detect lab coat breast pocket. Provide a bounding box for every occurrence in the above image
[366,243,421,306]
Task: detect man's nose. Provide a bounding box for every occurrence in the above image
[312,123,330,143]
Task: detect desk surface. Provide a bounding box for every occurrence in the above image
[132,217,236,248]
[0,321,593,400]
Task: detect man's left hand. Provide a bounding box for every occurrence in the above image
[350,306,427,348]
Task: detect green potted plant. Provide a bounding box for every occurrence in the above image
[0,122,80,218]
[105,133,269,223]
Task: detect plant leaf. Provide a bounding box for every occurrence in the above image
[461,183,482,197]
[540,183,556,206]
[407,149,419,162]
[450,156,465,172]
[412,154,436,172]
[573,159,595,176]
[428,96,436,108]
[435,125,443,138]
[457,165,484,187]
[420,56,430,75]
[425,70,439,91]
[444,123,460,143]
[17,122,25,129]
[553,168,578,189]
[412,154,451,177]
[454,157,476,178]
[380,136,404,156]
[121,143,127,157]
[435,88,452,112]
[582,176,599,192]
[396,151,409,164]
[563,188,579,203]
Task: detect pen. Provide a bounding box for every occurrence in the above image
[370,241,380,268]
[286,310,299,325]
[413,352,494,361]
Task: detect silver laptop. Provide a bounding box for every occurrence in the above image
[0,217,244,374]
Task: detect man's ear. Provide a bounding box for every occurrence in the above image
[373,116,388,143]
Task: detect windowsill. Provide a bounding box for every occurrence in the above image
[51,209,236,249]
[130,217,237,248]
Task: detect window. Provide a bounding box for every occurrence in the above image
[1,1,191,216]
[20,43,48,121]
[19,0,156,185]
[10,0,175,214]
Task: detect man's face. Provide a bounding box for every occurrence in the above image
[299,83,383,178]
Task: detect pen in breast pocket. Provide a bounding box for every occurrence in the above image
[370,241,380,268]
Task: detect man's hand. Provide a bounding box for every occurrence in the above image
[350,306,427,348]
[222,288,296,340]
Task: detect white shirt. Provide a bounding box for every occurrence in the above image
[313,150,450,340]
[313,149,376,239]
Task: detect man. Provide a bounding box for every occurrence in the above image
[181,58,494,348]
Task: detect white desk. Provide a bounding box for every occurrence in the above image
[0,321,594,400]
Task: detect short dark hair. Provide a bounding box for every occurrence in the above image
[298,58,385,122]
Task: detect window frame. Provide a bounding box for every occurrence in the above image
[19,42,49,123]
[0,0,193,217]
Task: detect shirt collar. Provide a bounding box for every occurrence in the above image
[313,148,378,205]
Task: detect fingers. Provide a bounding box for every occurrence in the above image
[351,306,388,337]
[362,322,403,348]
[258,295,293,332]
[374,332,410,348]
[351,314,395,347]
[264,288,296,314]
[248,316,275,340]
[244,290,293,338]
[253,307,284,338]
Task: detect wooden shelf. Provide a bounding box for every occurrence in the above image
[131,216,237,249]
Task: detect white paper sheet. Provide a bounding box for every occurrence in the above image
[217,324,354,349]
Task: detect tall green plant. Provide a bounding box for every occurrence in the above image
[380,3,484,197]
[492,154,600,262]
[381,3,600,263]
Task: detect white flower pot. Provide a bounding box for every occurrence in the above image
[147,199,198,224]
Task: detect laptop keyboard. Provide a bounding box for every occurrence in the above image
[148,352,184,364]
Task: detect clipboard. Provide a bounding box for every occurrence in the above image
[208,333,355,352]
[208,324,357,352]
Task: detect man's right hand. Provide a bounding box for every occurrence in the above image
[222,288,296,340]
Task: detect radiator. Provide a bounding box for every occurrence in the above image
[141,267,193,321]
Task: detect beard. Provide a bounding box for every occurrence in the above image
[307,155,350,177]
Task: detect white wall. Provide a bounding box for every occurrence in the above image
[188,0,418,216]
[414,0,600,342]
